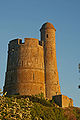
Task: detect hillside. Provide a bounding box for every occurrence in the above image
[0,94,80,120]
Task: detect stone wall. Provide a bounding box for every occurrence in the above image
[4,38,45,96]
[53,95,73,107]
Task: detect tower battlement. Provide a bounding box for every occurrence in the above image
[9,38,22,45]
[8,38,39,47]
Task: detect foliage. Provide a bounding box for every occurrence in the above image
[74,107,80,120]
[7,94,55,107]
[0,93,33,120]
[0,91,80,120]
[29,95,54,107]
[31,103,56,120]
[31,102,66,120]
[63,107,80,120]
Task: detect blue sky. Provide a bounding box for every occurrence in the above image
[0,0,80,107]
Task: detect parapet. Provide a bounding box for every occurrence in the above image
[8,38,39,46]
[9,39,22,45]
[24,38,39,47]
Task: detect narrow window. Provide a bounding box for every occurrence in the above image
[46,34,48,38]
[33,73,34,80]
[22,61,23,66]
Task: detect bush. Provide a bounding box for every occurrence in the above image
[31,103,56,120]
[0,92,80,120]
[0,95,33,119]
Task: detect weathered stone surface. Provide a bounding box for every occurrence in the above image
[3,22,73,107]
[40,22,61,99]
[4,38,45,96]
[4,23,61,98]
[53,95,73,107]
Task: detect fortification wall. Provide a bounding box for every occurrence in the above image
[53,95,73,107]
[4,38,45,96]
[62,95,73,107]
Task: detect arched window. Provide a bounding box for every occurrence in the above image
[46,34,48,38]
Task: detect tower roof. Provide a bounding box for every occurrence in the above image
[40,22,56,31]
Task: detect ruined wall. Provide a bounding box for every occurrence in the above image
[62,95,73,107]
[53,95,73,107]
[4,38,45,96]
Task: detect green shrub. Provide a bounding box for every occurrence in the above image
[72,107,80,120]
[0,92,80,120]
[31,103,56,120]
[0,95,33,119]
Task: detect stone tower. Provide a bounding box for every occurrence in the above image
[40,22,61,99]
[3,22,73,107]
[3,22,61,99]
[4,38,45,96]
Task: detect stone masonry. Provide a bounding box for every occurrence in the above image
[4,38,45,96]
[53,95,73,107]
[3,22,73,107]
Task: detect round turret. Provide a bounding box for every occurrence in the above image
[4,38,45,96]
[40,22,56,31]
[40,22,61,99]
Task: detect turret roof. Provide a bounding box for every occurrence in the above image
[40,22,56,31]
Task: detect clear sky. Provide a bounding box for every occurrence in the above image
[0,0,80,107]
